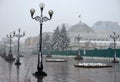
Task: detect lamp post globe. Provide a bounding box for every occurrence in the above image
[39,2,45,9]
[48,10,54,19]
[30,8,35,17]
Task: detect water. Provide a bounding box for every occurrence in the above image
[0,55,120,82]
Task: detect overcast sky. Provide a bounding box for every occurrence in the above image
[0,0,120,41]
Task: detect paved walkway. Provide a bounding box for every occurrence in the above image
[0,55,120,82]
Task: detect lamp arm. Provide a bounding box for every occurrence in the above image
[20,34,25,37]
[42,16,50,22]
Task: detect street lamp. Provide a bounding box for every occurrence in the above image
[14,28,25,65]
[110,32,119,63]
[1,38,7,58]
[30,2,53,76]
[16,65,20,82]
[74,34,83,60]
[6,32,15,61]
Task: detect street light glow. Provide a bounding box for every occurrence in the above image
[48,10,54,19]
[39,2,45,9]
[30,8,35,17]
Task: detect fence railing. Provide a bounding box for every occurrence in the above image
[33,48,120,58]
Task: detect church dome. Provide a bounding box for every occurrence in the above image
[68,22,94,33]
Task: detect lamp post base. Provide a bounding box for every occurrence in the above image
[33,72,46,82]
[46,55,52,58]
[33,71,47,77]
[112,58,119,63]
[74,55,83,60]
[112,60,119,63]
[15,61,21,65]
[5,53,15,62]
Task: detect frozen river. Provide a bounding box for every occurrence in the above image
[0,55,120,82]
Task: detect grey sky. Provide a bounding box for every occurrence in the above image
[0,0,120,41]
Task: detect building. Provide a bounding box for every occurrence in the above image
[68,21,120,50]
[24,21,120,52]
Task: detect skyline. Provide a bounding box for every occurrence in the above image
[0,0,120,41]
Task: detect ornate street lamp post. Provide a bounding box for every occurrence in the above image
[110,32,119,63]
[6,33,15,61]
[1,38,7,58]
[74,34,83,60]
[16,65,20,82]
[30,2,53,76]
[14,28,25,65]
